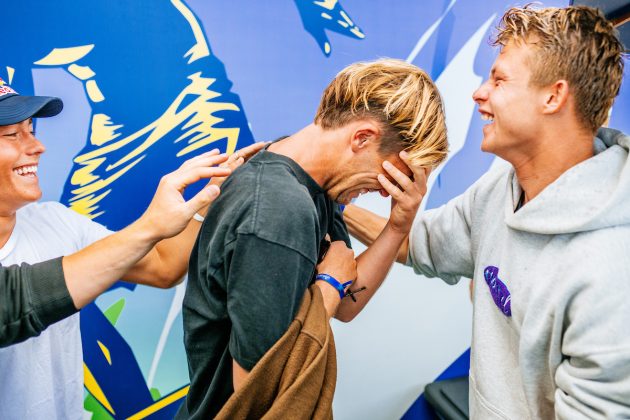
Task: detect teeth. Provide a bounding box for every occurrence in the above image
[13,165,38,176]
[481,114,494,122]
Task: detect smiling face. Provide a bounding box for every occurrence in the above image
[0,119,46,215]
[472,41,545,159]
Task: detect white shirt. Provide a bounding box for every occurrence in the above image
[0,202,111,420]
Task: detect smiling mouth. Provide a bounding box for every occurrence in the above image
[480,111,494,122]
[13,165,38,178]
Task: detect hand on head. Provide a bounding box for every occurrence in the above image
[378,150,431,234]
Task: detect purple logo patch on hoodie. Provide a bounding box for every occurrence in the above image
[483,266,512,317]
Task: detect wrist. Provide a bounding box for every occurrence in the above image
[384,219,411,238]
[315,273,353,300]
[132,214,165,245]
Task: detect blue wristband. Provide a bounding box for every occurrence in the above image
[315,274,353,300]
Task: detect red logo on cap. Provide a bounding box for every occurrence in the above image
[0,78,17,97]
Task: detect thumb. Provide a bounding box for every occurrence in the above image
[187,184,220,213]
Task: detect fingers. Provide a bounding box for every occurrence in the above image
[317,241,357,282]
[379,152,430,200]
[221,141,267,171]
[236,141,267,160]
[223,151,245,171]
[186,184,221,213]
[165,166,232,191]
[179,149,221,169]
[382,160,415,192]
[377,174,404,201]
[400,150,429,196]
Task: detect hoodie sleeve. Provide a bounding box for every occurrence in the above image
[0,258,77,347]
[407,183,477,284]
[554,247,630,419]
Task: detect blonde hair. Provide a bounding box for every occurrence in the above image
[314,58,448,168]
[493,5,625,133]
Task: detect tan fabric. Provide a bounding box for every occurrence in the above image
[216,285,336,420]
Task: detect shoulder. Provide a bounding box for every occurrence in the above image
[20,201,111,244]
[569,225,630,270]
[20,201,70,217]
[469,159,512,201]
[230,160,319,245]
[240,158,319,224]
[26,201,97,226]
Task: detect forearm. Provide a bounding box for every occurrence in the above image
[63,218,160,309]
[344,204,408,263]
[315,280,346,319]
[0,259,76,347]
[343,204,386,246]
[124,217,202,286]
[335,222,408,322]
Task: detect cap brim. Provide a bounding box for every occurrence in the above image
[0,95,63,126]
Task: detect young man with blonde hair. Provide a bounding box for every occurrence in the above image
[178,58,448,418]
[343,5,630,418]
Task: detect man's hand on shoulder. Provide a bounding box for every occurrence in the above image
[138,149,231,241]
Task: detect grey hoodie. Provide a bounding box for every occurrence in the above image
[409,128,630,419]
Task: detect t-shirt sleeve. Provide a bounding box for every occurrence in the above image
[226,233,315,371]
[331,203,351,248]
[0,258,76,347]
[48,202,113,249]
[408,191,475,284]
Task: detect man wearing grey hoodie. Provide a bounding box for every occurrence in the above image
[338,5,630,419]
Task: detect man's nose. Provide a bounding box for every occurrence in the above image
[472,80,490,104]
[24,133,46,155]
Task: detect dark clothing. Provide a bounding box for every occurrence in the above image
[0,257,76,347]
[216,285,336,420]
[179,150,350,419]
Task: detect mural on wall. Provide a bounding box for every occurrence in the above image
[2,0,627,418]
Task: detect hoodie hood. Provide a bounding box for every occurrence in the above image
[505,128,630,234]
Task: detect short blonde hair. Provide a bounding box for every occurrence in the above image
[493,5,625,133]
[315,59,448,168]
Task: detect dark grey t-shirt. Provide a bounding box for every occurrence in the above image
[179,150,350,419]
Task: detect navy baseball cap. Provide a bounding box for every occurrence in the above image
[0,77,63,126]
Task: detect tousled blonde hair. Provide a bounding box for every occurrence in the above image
[315,59,448,168]
[493,5,625,133]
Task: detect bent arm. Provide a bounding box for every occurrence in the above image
[63,217,162,309]
[335,220,407,322]
[344,204,409,264]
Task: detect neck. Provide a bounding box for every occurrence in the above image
[0,212,17,250]
[509,128,594,204]
[267,124,338,188]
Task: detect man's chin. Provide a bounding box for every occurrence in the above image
[480,137,495,153]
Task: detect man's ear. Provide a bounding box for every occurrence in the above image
[542,80,569,115]
[350,119,381,153]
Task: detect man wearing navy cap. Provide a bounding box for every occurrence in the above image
[0,77,255,419]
